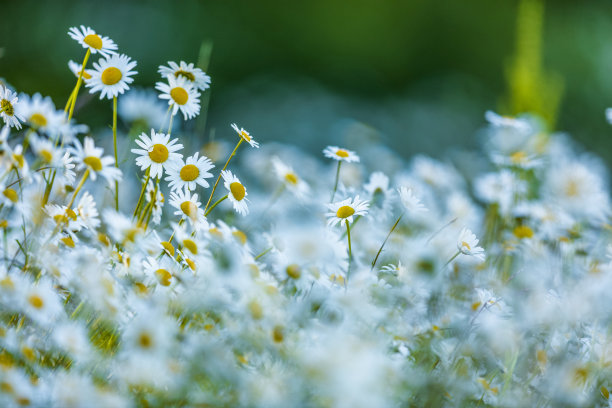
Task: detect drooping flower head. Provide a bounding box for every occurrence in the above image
[68,26,118,57]
[158,61,211,91]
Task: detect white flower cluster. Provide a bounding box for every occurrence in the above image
[1,27,612,408]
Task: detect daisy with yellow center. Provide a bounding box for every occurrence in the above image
[271,156,309,196]
[86,54,137,100]
[169,189,206,225]
[231,123,259,148]
[29,135,63,167]
[156,75,201,120]
[15,93,64,137]
[132,129,183,179]
[158,61,211,91]
[68,26,118,58]
[446,227,485,265]
[165,152,215,192]
[0,86,25,130]
[221,170,249,216]
[68,60,93,81]
[323,145,359,202]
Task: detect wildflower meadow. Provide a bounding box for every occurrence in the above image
[1,11,612,408]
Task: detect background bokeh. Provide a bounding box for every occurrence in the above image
[1,0,612,162]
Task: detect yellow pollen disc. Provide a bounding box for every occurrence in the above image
[83,156,103,172]
[510,151,527,164]
[161,241,175,256]
[65,208,77,221]
[155,268,172,286]
[284,173,298,185]
[174,70,195,82]
[134,282,148,295]
[0,382,13,393]
[138,332,153,348]
[230,182,246,201]
[0,220,7,229]
[336,205,355,219]
[82,71,92,80]
[249,300,263,320]
[240,131,251,142]
[21,346,35,361]
[182,239,198,254]
[39,149,53,163]
[29,113,47,127]
[170,87,189,105]
[335,149,349,158]
[566,180,579,197]
[83,33,103,49]
[461,241,471,251]
[180,201,197,218]
[180,164,199,181]
[3,188,18,203]
[286,264,301,279]
[101,67,122,85]
[185,258,196,270]
[513,225,534,239]
[471,301,482,311]
[28,295,44,309]
[232,230,247,245]
[12,154,24,169]
[209,227,223,239]
[61,236,75,247]
[1,99,14,116]
[148,144,169,163]
[272,325,284,343]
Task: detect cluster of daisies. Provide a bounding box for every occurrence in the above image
[1,26,612,408]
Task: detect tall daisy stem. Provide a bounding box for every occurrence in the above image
[67,169,89,209]
[67,49,91,123]
[330,161,342,202]
[204,139,243,212]
[138,179,159,228]
[205,194,228,217]
[132,168,151,219]
[445,251,461,267]
[371,212,404,270]
[167,111,175,135]
[346,219,352,282]
[112,96,119,211]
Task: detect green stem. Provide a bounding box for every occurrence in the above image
[132,168,151,219]
[204,139,243,212]
[444,250,461,267]
[112,96,119,211]
[330,161,342,202]
[67,48,91,123]
[167,108,175,135]
[67,169,90,209]
[346,219,352,283]
[254,247,273,261]
[205,194,228,217]
[371,212,404,270]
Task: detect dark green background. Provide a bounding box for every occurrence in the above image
[1,0,612,163]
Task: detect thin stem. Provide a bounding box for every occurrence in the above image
[205,194,228,217]
[254,247,273,261]
[204,139,243,212]
[167,109,175,135]
[67,49,91,123]
[444,251,461,267]
[330,161,342,202]
[158,105,172,133]
[132,168,151,218]
[371,212,404,270]
[166,218,185,246]
[112,96,119,211]
[138,178,159,227]
[67,169,90,209]
[346,219,352,283]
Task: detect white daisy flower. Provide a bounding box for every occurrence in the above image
[67,25,118,57]
[169,189,206,225]
[323,146,359,163]
[155,75,201,120]
[0,85,25,129]
[457,227,485,261]
[231,123,259,148]
[165,152,215,192]
[271,156,309,196]
[222,170,249,216]
[29,134,64,167]
[364,171,390,196]
[131,129,183,179]
[158,61,211,91]
[15,93,64,136]
[68,59,93,81]
[71,136,121,187]
[326,196,369,226]
[141,256,177,288]
[75,191,100,230]
[485,110,531,133]
[398,186,427,212]
[86,54,137,100]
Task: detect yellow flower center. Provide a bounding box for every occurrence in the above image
[239,130,251,142]
[180,164,199,181]
[138,332,153,348]
[39,149,53,163]
[335,149,349,158]
[286,264,301,279]
[28,294,44,309]
[148,144,169,163]
[230,182,246,201]
[182,239,198,254]
[155,269,172,286]
[29,113,47,127]
[180,201,197,218]
[83,34,103,50]
[185,258,196,270]
[566,180,579,197]
[12,153,24,169]
[170,87,189,105]
[336,205,355,219]
[161,241,175,256]
[101,67,122,86]
[83,156,103,172]
[284,173,298,185]
[461,241,471,251]
[3,188,18,203]
[272,325,284,343]
[61,236,75,247]
[232,230,247,245]
[513,225,534,239]
[510,151,527,164]
[174,70,195,82]
[0,99,13,116]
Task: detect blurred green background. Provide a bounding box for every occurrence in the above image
[2,0,612,163]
